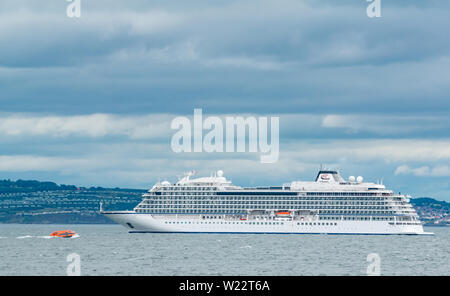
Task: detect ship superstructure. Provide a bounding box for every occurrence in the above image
[101,170,431,235]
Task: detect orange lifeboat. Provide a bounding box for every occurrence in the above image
[276,211,291,216]
[50,230,76,238]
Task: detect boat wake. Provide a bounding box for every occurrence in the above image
[16,235,34,239]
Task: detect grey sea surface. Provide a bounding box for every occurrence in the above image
[0,224,448,276]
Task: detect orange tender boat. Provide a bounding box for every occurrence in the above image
[50,230,76,238]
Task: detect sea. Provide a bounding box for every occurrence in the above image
[0,224,448,276]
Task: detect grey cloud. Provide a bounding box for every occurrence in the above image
[0,0,449,115]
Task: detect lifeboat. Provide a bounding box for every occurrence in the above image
[240,217,247,221]
[50,230,76,238]
[276,211,291,216]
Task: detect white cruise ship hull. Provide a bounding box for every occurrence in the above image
[102,212,432,235]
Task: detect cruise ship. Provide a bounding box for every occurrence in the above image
[101,170,432,235]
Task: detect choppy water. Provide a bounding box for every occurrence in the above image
[0,224,448,276]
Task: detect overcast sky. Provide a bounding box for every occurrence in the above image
[0,0,449,200]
